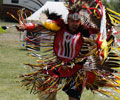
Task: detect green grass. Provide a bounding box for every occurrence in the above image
[0,20,38,100]
[0,20,120,100]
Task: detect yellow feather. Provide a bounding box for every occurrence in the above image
[98,89,120,100]
[43,21,60,31]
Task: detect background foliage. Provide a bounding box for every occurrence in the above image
[102,0,120,13]
[0,0,3,18]
[0,0,120,19]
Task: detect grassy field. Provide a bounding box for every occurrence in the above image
[0,20,38,100]
[0,20,120,100]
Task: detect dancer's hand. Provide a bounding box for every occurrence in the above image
[16,24,26,31]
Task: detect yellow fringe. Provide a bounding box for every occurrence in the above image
[98,89,120,100]
[107,11,120,25]
[107,8,120,16]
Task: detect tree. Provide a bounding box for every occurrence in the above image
[102,0,120,13]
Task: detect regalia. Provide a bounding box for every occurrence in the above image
[19,0,120,99]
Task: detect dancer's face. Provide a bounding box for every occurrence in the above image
[67,18,81,34]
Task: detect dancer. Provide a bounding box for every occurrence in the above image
[17,0,120,100]
[17,9,92,100]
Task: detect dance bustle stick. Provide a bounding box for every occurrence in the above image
[2,25,16,30]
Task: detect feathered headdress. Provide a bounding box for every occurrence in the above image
[64,0,103,29]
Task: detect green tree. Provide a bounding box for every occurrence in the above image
[0,0,3,19]
[115,0,120,13]
[102,0,120,13]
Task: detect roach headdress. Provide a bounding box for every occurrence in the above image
[64,0,103,29]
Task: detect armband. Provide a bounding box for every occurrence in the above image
[25,23,35,31]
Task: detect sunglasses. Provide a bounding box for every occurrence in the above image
[68,13,81,20]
